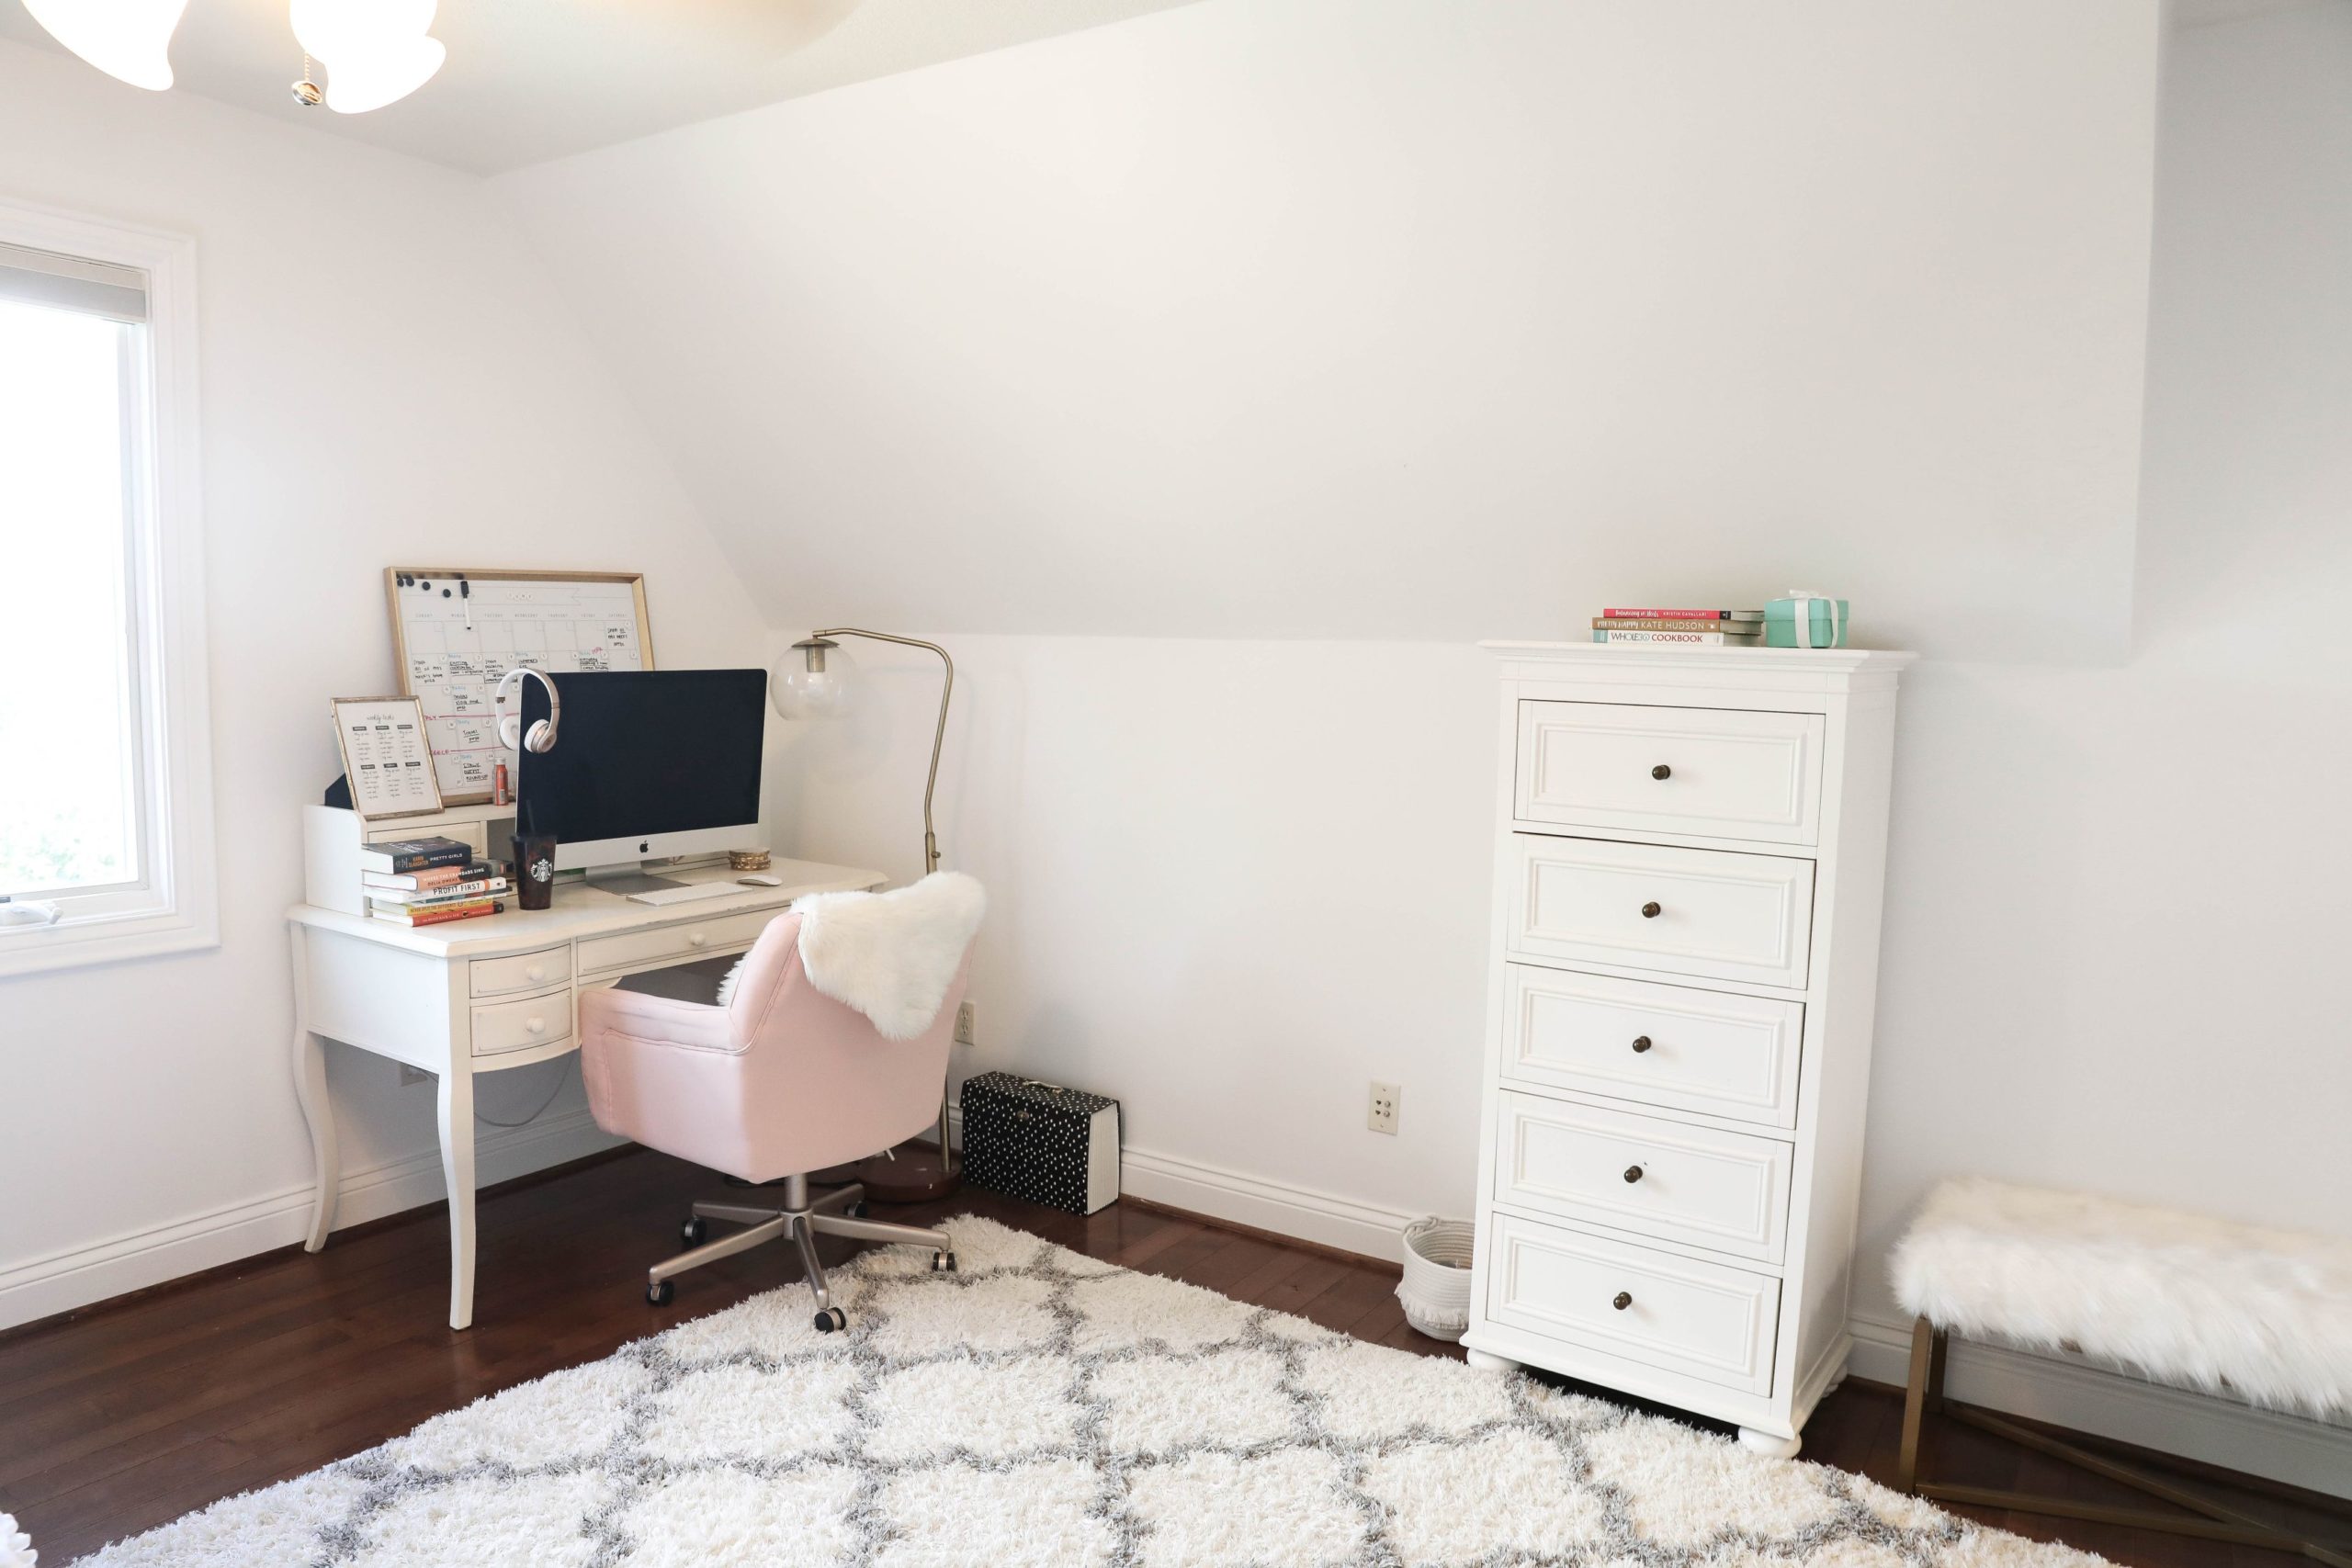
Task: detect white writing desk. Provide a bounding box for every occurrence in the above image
[288,857,885,1328]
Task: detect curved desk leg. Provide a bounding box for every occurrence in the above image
[437,1058,477,1330]
[288,923,339,1252]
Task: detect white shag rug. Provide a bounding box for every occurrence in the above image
[70,1216,2106,1568]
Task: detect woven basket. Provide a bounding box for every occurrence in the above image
[1396,1216,1476,1341]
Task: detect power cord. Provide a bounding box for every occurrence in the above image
[475,1055,575,1128]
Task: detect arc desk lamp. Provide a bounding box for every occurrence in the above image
[776,628,961,1202]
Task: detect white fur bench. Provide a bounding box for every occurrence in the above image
[1889,1177,2351,1565]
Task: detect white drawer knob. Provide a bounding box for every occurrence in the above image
[688,932,708,948]
[525,964,546,983]
[526,1017,547,1035]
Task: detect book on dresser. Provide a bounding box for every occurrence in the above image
[1464,639,1914,1461]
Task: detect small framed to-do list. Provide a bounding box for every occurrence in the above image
[330,695,447,820]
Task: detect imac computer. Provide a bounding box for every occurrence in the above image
[515,669,766,880]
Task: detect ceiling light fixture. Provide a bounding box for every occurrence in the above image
[288,0,446,114]
[20,0,189,90]
[15,0,447,114]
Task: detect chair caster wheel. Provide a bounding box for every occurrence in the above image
[647,1280,674,1306]
[933,1250,957,1273]
[813,1306,847,1333]
[850,1201,870,1218]
[679,1216,707,1248]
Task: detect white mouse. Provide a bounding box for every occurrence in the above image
[738,874,784,886]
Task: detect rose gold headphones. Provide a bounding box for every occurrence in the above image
[492,667,562,752]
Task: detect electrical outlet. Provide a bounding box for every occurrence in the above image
[1367,1080,1400,1135]
[954,1000,977,1047]
[399,1064,431,1087]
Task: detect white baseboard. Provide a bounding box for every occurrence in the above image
[0,1109,623,1333]
[945,1102,1413,1260]
[1116,1145,1416,1262]
[1846,1309,2352,1501]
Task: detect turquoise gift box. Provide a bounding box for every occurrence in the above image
[1763,594,1849,649]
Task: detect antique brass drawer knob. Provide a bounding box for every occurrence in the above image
[1631,1035,1653,1053]
[1612,1291,1634,1311]
[1641,901,1662,919]
[1651,763,1672,780]
[1623,1165,1644,1184]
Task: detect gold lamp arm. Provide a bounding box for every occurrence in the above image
[810,627,954,875]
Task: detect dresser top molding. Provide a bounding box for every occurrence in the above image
[1481,641,1916,698]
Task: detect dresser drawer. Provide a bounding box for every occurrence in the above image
[469,945,571,998]
[1509,836,1814,989]
[1501,965,1803,1128]
[1485,1210,1781,1394]
[576,910,775,976]
[1494,1091,1792,1262]
[470,990,572,1058]
[1515,702,1825,845]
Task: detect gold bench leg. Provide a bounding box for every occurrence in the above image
[1897,1316,2352,1568]
[1897,1314,1944,1493]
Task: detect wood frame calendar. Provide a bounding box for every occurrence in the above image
[386,568,655,805]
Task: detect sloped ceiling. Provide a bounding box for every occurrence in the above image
[500,0,2165,657]
[0,0,1202,172]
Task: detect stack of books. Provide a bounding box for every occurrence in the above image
[1590,607,1764,647]
[358,837,510,927]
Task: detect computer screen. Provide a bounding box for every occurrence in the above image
[516,670,765,867]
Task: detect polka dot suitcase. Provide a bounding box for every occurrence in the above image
[959,1071,1121,1214]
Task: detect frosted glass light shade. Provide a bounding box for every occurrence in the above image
[774,638,856,720]
[23,0,189,90]
[289,0,447,113]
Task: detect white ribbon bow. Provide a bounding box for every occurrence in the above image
[1784,589,1844,649]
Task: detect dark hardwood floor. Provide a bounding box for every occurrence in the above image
[0,1147,2330,1565]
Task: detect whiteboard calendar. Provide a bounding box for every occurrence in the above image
[386,569,655,804]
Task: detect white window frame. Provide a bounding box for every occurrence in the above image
[0,198,217,977]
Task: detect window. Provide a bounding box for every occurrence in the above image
[0,203,214,976]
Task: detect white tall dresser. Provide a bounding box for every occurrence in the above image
[1463,642,1913,1457]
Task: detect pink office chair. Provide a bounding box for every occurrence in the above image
[578,906,972,1331]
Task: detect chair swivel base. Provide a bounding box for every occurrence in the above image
[645,1171,957,1331]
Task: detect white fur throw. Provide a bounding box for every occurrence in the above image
[778,871,984,1040]
[1891,1177,2352,1418]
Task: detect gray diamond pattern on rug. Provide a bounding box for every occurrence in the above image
[69,1216,2107,1567]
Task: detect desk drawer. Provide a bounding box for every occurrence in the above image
[576,910,775,976]
[469,945,571,998]
[1501,965,1803,1128]
[1515,701,1824,845]
[1495,1092,1792,1263]
[1509,836,1814,989]
[471,990,572,1058]
[1486,1211,1780,1394]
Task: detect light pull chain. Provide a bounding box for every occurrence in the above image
[292,51,322,107]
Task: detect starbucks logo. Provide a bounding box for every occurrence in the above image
[529,856,555,884]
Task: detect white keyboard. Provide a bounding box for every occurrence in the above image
[625,881,749,907]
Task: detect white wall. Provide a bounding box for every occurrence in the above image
[769,635,1498,1247]
[0,39,767,1325]
[759,2,2352,1485]
[503,0,2352,1481]
[502,0,2161,663]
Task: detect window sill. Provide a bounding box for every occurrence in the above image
[0,899,220,979]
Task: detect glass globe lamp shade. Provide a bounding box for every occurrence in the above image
[289,0,447,113]
[774,637,856,720]
[23,0,189,89]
